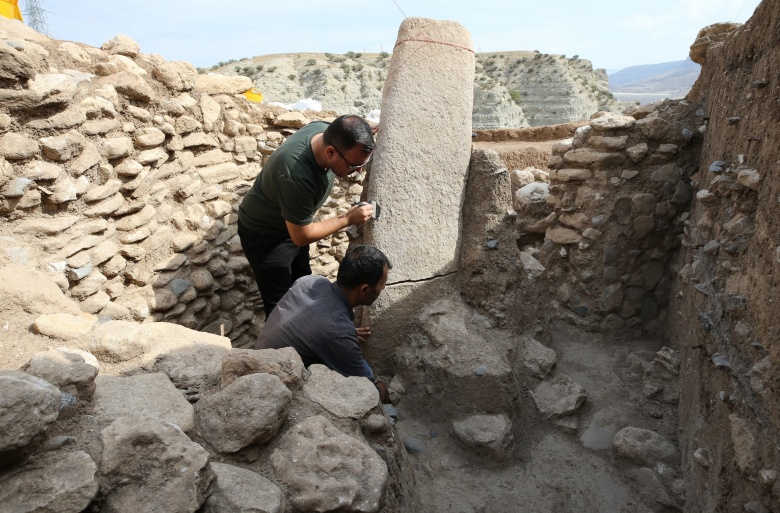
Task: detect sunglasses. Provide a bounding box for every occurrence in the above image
[333,146,373,171]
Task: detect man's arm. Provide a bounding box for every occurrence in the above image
[317,333,375,381]
[286,203,373,246]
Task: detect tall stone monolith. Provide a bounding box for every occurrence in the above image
[363,18,475,372]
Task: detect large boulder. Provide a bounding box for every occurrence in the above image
[203,462,284,513]
[452,414,514,462]
[23,348,98,400]
[302,364,379,419]
[0,450,98,512]
[197,373,291,453]
[100,416,214,513]
[221,347,305,390]
[0,371,61,464]
[92,373,195,433]
[272,415,388,513]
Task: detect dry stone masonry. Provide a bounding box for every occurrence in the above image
[0,18,361,349]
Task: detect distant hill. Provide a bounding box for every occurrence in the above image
[608,59,700,104]
[206,51,621,129]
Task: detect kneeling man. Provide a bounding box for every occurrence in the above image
[255,245,391,402]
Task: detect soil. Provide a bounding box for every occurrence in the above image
[395,320,680,513]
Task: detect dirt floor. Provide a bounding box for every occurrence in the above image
[396,321,680,513]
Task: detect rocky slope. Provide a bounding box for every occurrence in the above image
[205,50,619,129]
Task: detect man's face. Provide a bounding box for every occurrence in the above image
[361,265,388,306]
[331,144,373,178]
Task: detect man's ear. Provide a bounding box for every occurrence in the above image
[358,283,370,296]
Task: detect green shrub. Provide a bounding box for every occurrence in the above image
[346,51,355,58]
[306,59,316,66]
[288,74,296,81]
[255,64,264,71]
[379,51,389,59]
[508,89,522,104]
[267,66,277,72]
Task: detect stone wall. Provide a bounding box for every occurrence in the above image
[0,20,360,348]
[473,105,702,337]
[529,104,703,336]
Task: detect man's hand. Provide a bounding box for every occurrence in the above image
[346,203,373,226]
[375,380,391,404]
[357,327,371,345]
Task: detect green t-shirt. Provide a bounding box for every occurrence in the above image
[238,121,335,239]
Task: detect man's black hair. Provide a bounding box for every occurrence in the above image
[322,114,375,155]
[337,245,392,289]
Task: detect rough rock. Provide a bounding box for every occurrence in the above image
[23,348,98,400]
[80,319,147,362]
[612,427,679,465]
[271,415,388,513]
[197,373,291,453]
[0,450,98,513]
[194,74,253,95]
[0,133,39,159]
[0,264,81,315]
[153,61,197,91]
[100,416,214,513]
[154,344,228,396]
[221,347,305,389]
[520,336,557,378]
[101,35,140,57]
[531,373,587,418]
[32,312,97,340]
[452,414,514,461]
[0,371,61,460]
[203,462,284,513]
[303,364,379,419]
[92,373,195,432]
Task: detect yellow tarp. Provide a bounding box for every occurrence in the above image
[0,0,23,21]
[244,88,263,103]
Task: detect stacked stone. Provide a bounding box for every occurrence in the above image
[517,103,702,334]
[0,27,357,348]
[0,338,399,512]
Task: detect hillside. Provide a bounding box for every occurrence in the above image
[204,51,620,129]
[609,58,700,104]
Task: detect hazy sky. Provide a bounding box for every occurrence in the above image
[23,0,763,71]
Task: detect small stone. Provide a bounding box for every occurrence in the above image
[403,436,425,454]
[712,353,731,369]
[709,160,727,173]
[737,168,760,190]
[693,447,711,467]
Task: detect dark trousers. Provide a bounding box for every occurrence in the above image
[237,220,311,318]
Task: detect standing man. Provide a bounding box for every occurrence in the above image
[255,245,391,403]
[238,114,375,318]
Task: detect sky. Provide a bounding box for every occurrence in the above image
[20,0,763,72]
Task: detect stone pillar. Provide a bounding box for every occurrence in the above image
[365,17,474,280]
[362,18,475,372]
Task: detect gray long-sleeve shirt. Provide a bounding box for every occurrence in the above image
[254,275,374,381]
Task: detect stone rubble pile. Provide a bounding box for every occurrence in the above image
[0,19,362,348]
[0,279,408,512]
